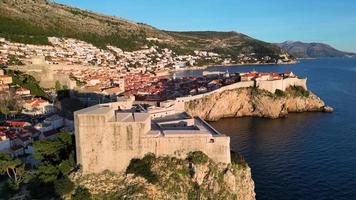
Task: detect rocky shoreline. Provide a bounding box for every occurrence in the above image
[184,87,333,121]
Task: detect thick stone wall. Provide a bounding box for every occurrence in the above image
[140,134,230,164]
[174,78,307,111]
[75,105,231,174]
[174,81,254,111]
[256,78,307,93]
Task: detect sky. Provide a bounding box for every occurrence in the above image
[54,0,356,52]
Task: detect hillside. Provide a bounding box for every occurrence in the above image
[0,0,292,62]
[276,41,356,58]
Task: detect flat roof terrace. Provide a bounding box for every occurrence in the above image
[150,113,223,137]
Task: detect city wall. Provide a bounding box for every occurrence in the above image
[174,78,307,111]
[174,81,254,111]
[256,77,307,93]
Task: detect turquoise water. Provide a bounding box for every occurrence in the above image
[180,58,356,200]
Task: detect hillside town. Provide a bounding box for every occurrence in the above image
[0,68,73,161]
[0,35,299,160]
[0,36,293,97]
[0,37,291,71]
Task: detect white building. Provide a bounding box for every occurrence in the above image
[0,134,11,151]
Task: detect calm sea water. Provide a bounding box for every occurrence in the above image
[179,58,356,200]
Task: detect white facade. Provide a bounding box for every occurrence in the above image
[0,137,11,151]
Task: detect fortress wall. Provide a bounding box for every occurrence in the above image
[256,79,283,93]
[75,112,152,174]
[76,112,230,174]
[175,81,254,111]
[282,78,307,91]
[256,78,307,93]
[141,135,230,164]
[75,114,110,174]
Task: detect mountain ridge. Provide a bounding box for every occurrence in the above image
[0,0,293,63]
[276,41,356,58]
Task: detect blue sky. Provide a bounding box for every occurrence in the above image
[54,0,356,52]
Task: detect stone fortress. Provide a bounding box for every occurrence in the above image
[174,76,307,111]
[75,73,307,174]
[75,100,231,174]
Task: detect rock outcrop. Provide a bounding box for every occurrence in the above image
[185,87,332,121]
[71,152,255,200]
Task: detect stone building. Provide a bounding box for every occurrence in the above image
[74,102,231,174]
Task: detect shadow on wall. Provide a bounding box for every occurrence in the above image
[55,89,118,119]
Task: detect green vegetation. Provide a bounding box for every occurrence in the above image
[194,58,215,66]
[27,132,76,198]
[0,0,291,61]
[105,184,145,200]
[0,93,22,118]
[71,186,92,200]
[5,69,50,100]
[286,85,310,97]
[126,153,158,184]
[0,14,147,51]
[0,153,27,194]
[6,54,24,65]
[69,73,87,87]
[275,89,285,97]
[187,151,209,165]
[55,80,62,92]
[73,151,252,199]
[0,15,50,45]
[54,176,75,196]
[231,151,247,169]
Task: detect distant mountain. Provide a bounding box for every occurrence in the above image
[276,41,356,58]
[0,0,293,63]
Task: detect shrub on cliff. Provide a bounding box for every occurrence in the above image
[231,151,247,169]
[286,86,310,97]
[72,186,92,200]
[275,89,285,97]
[187,151,209,165]
[54,176,75,196]
[126,153,159,184]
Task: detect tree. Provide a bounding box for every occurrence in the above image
[34,162,60,183]
[33,132,73,163]
[55,80,62,92]
[31,133,75,184]
[54,176,75,196]
[72,186,92,200]
[0,92,22,119]
[0,153,27,188]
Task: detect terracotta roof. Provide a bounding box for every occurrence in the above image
[6,121,28,127]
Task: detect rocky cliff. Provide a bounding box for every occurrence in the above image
[70,152,255,200]
[185,86,333,121]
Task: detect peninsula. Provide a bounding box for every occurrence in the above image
[0,0,334,199]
